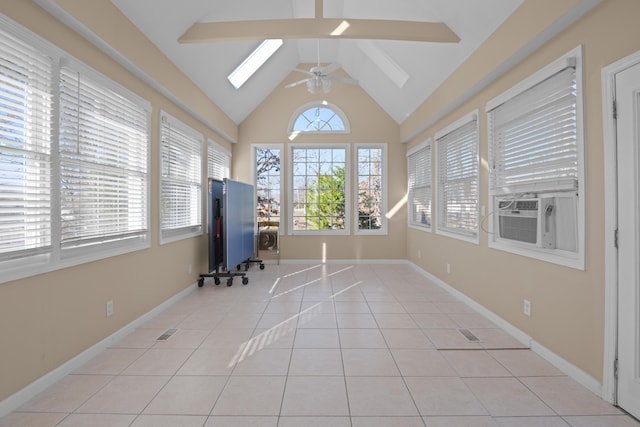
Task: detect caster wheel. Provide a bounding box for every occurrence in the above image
[214,278,221,285]
[259,264,265,270]
[198,278,204,287]
[242,277,249,285]
[227,278,233,286]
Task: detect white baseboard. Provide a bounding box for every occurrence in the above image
[274,258,409,265]
[408,262,603,397]
[0,281,198,419]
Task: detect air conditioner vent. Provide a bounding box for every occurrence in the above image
[515,200,538,210]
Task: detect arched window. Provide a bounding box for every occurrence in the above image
[289,102,350,134]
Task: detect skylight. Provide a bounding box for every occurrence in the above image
[227,39,283,90]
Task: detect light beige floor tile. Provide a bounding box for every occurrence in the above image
[216,312,262,329]
[334,301,371,313]
[346,377,419,416]
[423,416,499,426]
[143,376,227,415]
[294,328,340,348]
[405,377,488,416]
[231,302,268,314]
[374,313,419,328]
[178,309,225,330]
[278,416,351,427]
[0,412,67,427]
[57,414,136,427]
[74,348,145,375]
[263,301,302,314]
[342,349,400,376]
[204,416,278,427]
[110,328,165,349]
[493,416,571,426]
[232,348,291,375]
[300,300,336,313]
[520,377,622,416]
[121,348,193,375]
[448,313,497,329]
[132,414,208,427]
[200,328,255,350]
[363,292,397,302]
[250,327,297,349]
[368,302,407,313]
[351,417,426,427]
[281,376,349,416]
[336,313,378,328]
[473,329,529,349]
[256,313,298,329]
[488,350,565,376]
[152,329,209,349]
[339,328,387,348]
[381,329,434,349]
[211,376,286,415]
[423,329,483,350]
[76,376,169,414]
[401,302,442,314]
[19,374,112,412]
[464,378,555,416]
[177,348,238,375]
[434,302,475,314]
[142,313,189,329]
[297,312,337,328]
[411,314,458,329]
[289,349,344,376]
[391,349,457,377]
[440,350,512,377]
[563,415,640,426]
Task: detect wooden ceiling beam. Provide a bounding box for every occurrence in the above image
[178,18,460,44]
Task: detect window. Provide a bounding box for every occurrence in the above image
[0,16,151,283]
[407,140,432,230]
[59,63,150,252]
[0,24,53,260]
[159,112,202,243]
[356,144,387,234]
[254,145,281,227]
[486,47,584,269]
[436,112,479,242]
[290,145,349,234]
[207,139,230,181]
[227,39,283,90]
[289,102,350,134]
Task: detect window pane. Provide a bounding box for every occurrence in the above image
[256,147,280,225]
[357,147,383,231]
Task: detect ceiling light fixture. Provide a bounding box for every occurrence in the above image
[227,39,284,89]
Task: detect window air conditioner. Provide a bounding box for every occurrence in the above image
[497,198,556,248]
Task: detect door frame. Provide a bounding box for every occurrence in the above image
[601,49,640,405]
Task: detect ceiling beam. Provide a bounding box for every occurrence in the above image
[178,18,460,44]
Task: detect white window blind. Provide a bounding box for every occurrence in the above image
[207,139,230,181]
[488,66,578,195]
[407,143,431,228]
[437,117,479,238]
[59,66,149,248]
[0,27,53,259]
[160,113,202,240]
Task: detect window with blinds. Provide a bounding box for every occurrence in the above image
[160,112,202,242]
[488,64,578,195]
[59,65,150,249]
[0,26,53,260]
[207,139,230,181]
[407,142,431,230]
[436,113,479,240]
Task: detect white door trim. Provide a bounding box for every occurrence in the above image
[601,49,640,404]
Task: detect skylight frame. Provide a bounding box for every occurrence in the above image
[228,39,284,89]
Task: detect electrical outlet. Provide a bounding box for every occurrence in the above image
[446,263,451,274]
[106,300,113,317]
[523,299,531,317]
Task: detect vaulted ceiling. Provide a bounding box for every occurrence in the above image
[110,0,524,125]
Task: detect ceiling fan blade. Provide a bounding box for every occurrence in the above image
[285,78,311,89]
[327,75,358,85]
[292,68,314,76]
[320,63,341,75]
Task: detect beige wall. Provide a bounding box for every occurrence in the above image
[0,2,233,401]
[403,0,640,381]
[234,67,407,261]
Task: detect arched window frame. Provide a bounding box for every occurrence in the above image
[288,101,351,135]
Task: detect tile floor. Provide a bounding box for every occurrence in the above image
[1,263,638,427]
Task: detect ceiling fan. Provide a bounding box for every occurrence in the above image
[285,42,358,94]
